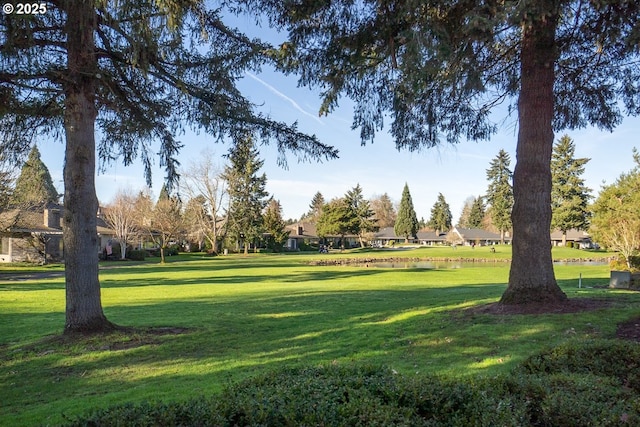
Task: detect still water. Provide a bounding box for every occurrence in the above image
[366,260,607,269]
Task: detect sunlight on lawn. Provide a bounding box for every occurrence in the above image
[254,311,323,319]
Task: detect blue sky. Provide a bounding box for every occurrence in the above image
[34,14,640,223]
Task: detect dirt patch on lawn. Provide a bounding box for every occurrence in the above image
[616,317,640,343]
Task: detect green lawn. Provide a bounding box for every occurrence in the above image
[0,247,634,426]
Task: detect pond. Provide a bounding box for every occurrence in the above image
[365,260,608,269]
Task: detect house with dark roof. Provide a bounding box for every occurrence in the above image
[285,222,360,250]
[0,206,64,263]
[371,227,448,246]
[550,229,593,248]
[285,222,318,250]
[447,227,508,246]
[371,227,408,246]
[0,205,122,263]
[416,230,448,245]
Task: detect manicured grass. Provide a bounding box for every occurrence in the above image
[0,247,632,426]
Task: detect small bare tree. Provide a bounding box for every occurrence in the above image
[135,186,184,263]
[103,189,139,260]
[181,151,228,253]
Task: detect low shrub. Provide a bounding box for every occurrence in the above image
[610,255,640,272]
[62,340,640,426]
[126,250,146,261]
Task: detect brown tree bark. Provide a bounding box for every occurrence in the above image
[500,6,568,305]
[63,0,115,333]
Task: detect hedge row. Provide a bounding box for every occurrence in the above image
[63,339,640,426]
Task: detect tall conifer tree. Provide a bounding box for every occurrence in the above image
[11,146,58,208]
[263,199,289,252]
[223,134,269,255]
[486,150,513,244]
[394,183,418,243]
[551,135,592,244]
[468,197,486,229]
[345,184,376,247]
[428,193,452,235]
[306,192,325,221]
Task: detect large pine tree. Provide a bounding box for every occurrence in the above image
[1,1,337,333]
[316,197,357,249]
[263,199,290,252]
[0,153,16,210]
[485,150,514,244]
[306,191,325,222]
[345,184,377,247]
[468,197,486,229]
[551,135,592,244]
[11,146,59,208]
[394,183,418,243]
[223,134,270,255]
[251,0,640,305]
[428,193,452,235]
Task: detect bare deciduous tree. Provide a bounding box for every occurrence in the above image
[102,189,139,260]
[181,151,228,253]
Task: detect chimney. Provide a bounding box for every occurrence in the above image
[44,208,60,229]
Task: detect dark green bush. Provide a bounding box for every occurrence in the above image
[62,341,640,427]
[519,339,640,390]
[126,250,146,261]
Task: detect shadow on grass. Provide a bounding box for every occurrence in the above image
[2,263,636,425]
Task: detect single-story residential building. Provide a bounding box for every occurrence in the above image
[0,206,64,263]
[446,227,509,246]
[550,229,593,248]
[371,227,412,246]
[285,222,319,250]
[285,222,360,250]
[416,230,448,246]
[372,227,448,246]
[0,205,125,263]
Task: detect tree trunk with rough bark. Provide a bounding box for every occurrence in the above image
[501,6,568,305]
[63,0,115,333]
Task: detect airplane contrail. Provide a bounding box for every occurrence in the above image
[246,72,324,125]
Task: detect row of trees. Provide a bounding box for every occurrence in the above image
[103,136,291,261]
[458,135,592,245]
[305,134,592,247]
[0,139,291,263]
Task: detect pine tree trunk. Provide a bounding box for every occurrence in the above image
[500,5,567,305]
[63,0,115,333]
